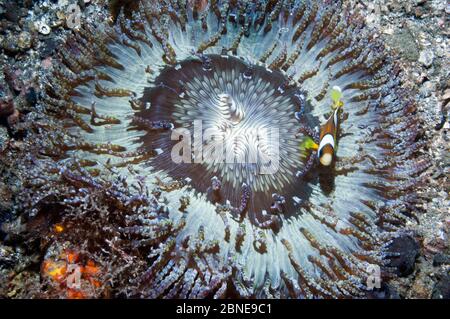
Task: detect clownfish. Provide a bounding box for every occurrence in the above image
[317,106,340,166]
[317,86,343,166]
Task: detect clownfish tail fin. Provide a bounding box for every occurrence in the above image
[330,86,344,110]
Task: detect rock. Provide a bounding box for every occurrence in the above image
[382,27,394,35]
[431,274,450,299]
[35,21,51,35]
[2,33,20,55]
[410,277,432,298]
[0,125,9,153]
[414,7,425,18]
[442,89,450,101]
[411,71,426,85]
[386,29,420,62]
[0,89,15,118]
[41,56,53,69]
[40,37,58,58]
[365,13,378,25]
[419,81,435,97]
[6,109,19,126]
[387,235,420,277]
[2,2,21,23]
[17,31,32,50]
[418,49,435,68]
[424,227,448,255]
[0,244,16,267]
[433,253,450,267]
[0,181,12,213]
[25,87,37,107]
[367,283,400,299]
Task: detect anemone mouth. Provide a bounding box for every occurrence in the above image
[137,54,316,218]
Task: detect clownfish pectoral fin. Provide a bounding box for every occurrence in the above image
[300,137,319,152]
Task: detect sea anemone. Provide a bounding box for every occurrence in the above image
[28,0,429,298]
